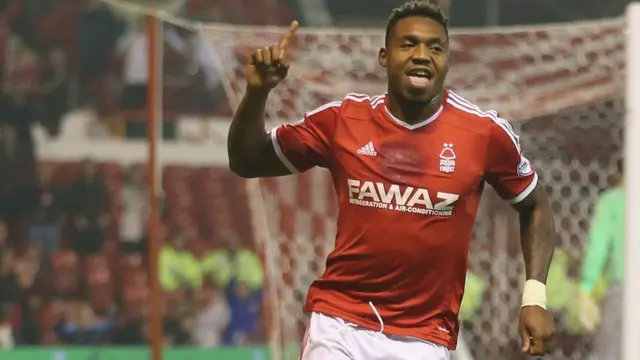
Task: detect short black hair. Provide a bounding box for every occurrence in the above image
[385,1,449,45]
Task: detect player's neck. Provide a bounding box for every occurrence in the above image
[387,91,444,126]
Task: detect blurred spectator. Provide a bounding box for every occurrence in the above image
[120,165,148,254]
[116,18,150,110]
[0,94,39,228]
[111,310,148,345]
[159,229,202,291]
[191,282,230,347]
[77,1,124,108]
[54,300,114,344]
[0,247,17,349]
[68,159,110,256]
[13,292,45,345]
[29,166,63,268]
[0,320,12,349]
[0,241,36,348]
[0,247,20,311]
[13,245,40,289]
[201,233,264,290]
[223,278,262,346]
[0,222,8,253]
[38,49,69,137]
[163,316,191,345]
[163,302,191,345]
[117,18,181,110]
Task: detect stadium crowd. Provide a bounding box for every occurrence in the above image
[0,157,266,348]
[0,0,272,348]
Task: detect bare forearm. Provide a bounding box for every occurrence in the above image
[227,89,270,173]
[518,187,556,283]
[227,89,292,178]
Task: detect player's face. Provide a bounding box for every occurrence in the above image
[379,16,449,103]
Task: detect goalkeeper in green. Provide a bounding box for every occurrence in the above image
[578,157,624,360]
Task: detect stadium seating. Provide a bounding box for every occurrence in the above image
[31,160,257,342]
[1,0,286,345]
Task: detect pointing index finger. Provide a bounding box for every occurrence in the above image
[279,20,299,51]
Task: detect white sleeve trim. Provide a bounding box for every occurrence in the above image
[507,172,538,204]
[270,127,300,174]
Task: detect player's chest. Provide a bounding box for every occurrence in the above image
[332,120,485,194]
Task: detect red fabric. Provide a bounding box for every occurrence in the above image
[272,90,537,349]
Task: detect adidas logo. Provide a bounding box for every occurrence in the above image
[357,141,377,156]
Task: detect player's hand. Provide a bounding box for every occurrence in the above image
[519,305,556,356]
[577,291,601,332]
[245,20,299,92]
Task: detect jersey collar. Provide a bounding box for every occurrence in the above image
[383,90,447,130]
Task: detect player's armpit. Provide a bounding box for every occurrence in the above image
[228,88,297,178]
[513,184,556,284]
[230,136,295,178]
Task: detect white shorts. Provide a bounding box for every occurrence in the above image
[300,312,451,360]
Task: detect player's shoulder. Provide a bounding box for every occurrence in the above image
[305,100,343,118]
[305,93,384,120]
[316,93,384,120]
[444,90,511,136]
[340,93,386,118]
[342,93,386,107]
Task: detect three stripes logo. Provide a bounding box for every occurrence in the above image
[357,141,377,156]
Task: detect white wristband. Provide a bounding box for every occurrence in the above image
[522,279,547,310]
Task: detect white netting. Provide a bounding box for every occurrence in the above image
[99,1,626,357]
[200,18,624,121]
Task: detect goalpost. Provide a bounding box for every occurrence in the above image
[99,1,630,359]
[624,4,640,360]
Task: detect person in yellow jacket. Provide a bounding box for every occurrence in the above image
[201,233,264,290]
[159,229,203,291]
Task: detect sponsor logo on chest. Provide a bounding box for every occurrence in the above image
[347,179,460,216]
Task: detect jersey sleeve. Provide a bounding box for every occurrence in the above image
[269,101,340,173]
[484,117,538,204]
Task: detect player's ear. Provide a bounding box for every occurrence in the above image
[378,47,388,68]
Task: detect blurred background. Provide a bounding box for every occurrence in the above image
[0,0,629,359]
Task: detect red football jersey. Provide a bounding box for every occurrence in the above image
[270,90,537,349]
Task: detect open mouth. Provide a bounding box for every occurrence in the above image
[407,68,433,87]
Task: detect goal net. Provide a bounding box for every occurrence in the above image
[101,1,625,358]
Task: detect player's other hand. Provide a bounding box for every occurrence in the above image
[519,305,556,356]
[245,20,299,92]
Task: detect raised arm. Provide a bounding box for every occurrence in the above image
[228,21,299,178]
[228,89,289,177]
